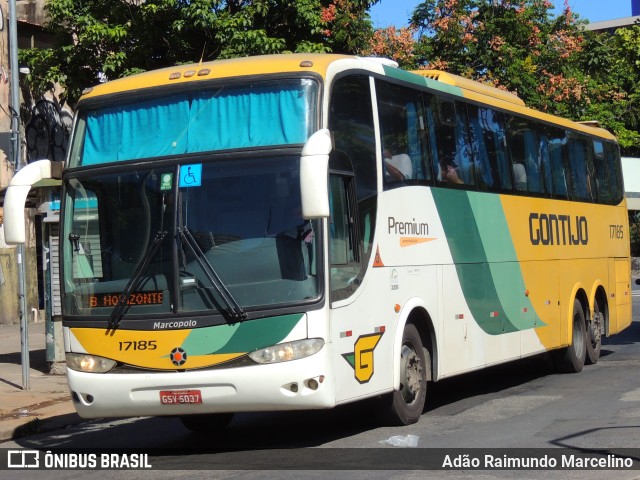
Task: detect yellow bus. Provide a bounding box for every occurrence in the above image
[4,54,632,430]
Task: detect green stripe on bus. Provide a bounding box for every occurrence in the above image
[432,189,543,334]
[467,193,543,330]
[381,65,463,97]
[180,313,303,355]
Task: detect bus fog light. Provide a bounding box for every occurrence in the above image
[249,338,324,364]
[66,353,116,373]
[307,378,319,390]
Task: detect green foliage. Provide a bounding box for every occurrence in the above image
[406,0,640,156]
[20,0,378,106]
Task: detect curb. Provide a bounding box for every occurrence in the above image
[0,395,84,443]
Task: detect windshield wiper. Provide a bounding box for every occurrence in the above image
[107,230,168,330]
[178,226,247,321]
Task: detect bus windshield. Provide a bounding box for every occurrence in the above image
[68,78,318,167]
[62,155,321,320]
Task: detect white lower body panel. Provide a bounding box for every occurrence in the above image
[67,351,335,418]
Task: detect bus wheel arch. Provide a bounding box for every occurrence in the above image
[393,306,436,385]
[378,322,428,425]
[378,306,436,426]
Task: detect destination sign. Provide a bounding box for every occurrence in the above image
[87,291,164,308]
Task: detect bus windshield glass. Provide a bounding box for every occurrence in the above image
[62,155,321,319]
[68,78,318,167]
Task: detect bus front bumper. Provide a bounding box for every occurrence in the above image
[66,353,335,418]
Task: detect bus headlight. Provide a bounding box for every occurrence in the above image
[66,353,117,373]
[249,338,324,364]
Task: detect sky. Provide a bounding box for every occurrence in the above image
[370,0,634,28]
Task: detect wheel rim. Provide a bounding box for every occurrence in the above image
[400,343,423,405]
[573,312,585,355]
[590,304,602,348]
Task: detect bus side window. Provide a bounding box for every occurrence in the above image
[604,142,624,204]
[593,139,624,205]
[328,75,377,300]
[592,140,611,203]
[376,79,431,187]
[329,75,377,201]
[506,117,544,194]
[432,97,474,187]
[328,172,362,302]
[508,129,528,192]
[467,105,511,191]
[522,128,544,194]
[541,127,569,199]
[567,133,596,202]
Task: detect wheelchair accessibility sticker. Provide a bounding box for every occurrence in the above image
[179,164,202,188]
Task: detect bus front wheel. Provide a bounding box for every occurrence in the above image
[378,323,428,426]
[554,299,587,373]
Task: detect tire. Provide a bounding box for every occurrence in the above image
[585,299,604,365]
[180,413,234,433]
[554,299,587,373]
[377,323,428,426]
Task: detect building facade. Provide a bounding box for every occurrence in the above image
[0,0,63,351]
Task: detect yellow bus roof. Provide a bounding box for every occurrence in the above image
[79,53,350,101]
[79,53,617,142]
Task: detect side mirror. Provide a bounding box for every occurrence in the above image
[3,160,63,244]
[300,129,332,219]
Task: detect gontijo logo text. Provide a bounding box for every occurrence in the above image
[529,213,588,246]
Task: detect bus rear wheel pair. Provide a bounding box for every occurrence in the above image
[554,298,602,373]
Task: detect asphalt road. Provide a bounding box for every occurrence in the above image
[2,288,639,480]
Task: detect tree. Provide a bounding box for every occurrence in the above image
[361,25,418,68]
[406,0,640,155]
[20,0,378,106]
[410,0,586,99]
[578,25,640,155]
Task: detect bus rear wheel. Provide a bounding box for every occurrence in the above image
[554,299,587,373]
[586,300,604,365]
[377,323,428,426]
[180,413,234,433]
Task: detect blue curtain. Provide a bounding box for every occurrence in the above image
[83,97,190,165]
[405,102,425,179]
[188,87,308,152]
[468,114,492,186]
[523,130,542,192]
[81,86,310,166]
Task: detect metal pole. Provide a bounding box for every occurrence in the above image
[9,0,30,390]
[17,245,29,390]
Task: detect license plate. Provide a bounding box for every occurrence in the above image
[159,389,202,405]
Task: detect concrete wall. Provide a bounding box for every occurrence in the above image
[0,210,39,326]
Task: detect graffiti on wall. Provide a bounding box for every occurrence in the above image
[25,99,73,162]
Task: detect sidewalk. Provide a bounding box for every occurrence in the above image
[0,321,81,443]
